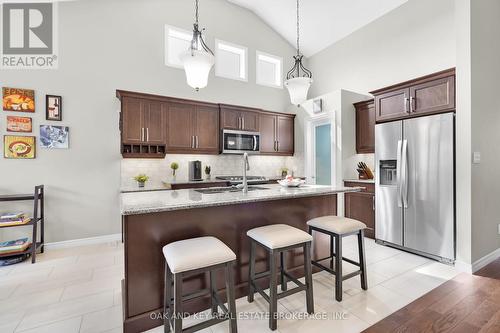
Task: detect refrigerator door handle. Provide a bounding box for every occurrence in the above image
[396,140,403,208]
[402,139,408,208]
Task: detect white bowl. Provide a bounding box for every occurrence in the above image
[277,179,306,187]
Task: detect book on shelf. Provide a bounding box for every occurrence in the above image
[0,214,30,226]
[0,238,31,255]
[0,212,25,220]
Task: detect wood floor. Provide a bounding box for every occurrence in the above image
[363,258,500,333]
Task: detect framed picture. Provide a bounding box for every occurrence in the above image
[2,87,35,112]
[4,135,36,159]
[46,95,62,121]
[40,125,69,149]
[7,116,32,133]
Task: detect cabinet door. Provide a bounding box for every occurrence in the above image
[259,114,277,154]
[166,103,194,152]
[220,108,241,130]
[345,192,375,239]
[375,88,409,122]
[194,105,219,153]
[143,101,165,144]
[240,110,259,132]
[276,116,294,155]
[355,101,375,154]
[410,76,455,115]
[121,97,144,143]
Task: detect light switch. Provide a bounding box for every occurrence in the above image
[473,152,481,164]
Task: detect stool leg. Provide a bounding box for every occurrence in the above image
[304,242,314,314]
[330,234,334,269]
[358,229,368,290]
[335,235,343,302]
[247,240,256,303]
[210,270,218,316]
[269,250,278,331]
[225,262,238,333]
[173,273,183,333]
[280,252,287,292]
[164,264,172,333]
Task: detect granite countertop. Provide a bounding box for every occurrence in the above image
[344,179,376,184]
[121,184,362,215]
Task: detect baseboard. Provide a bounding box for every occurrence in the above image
[45,233,121,250]
[454,260,473,273]
[471,247,500,273]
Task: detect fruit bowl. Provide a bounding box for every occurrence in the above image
[277,177,306,187]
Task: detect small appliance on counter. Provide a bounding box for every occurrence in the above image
[188,161,202,181]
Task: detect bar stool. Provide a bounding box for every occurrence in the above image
[247,224,314,331]
[162,236,238,333]
[307,216,367,302]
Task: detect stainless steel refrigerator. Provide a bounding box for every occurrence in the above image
[375,112,455,263]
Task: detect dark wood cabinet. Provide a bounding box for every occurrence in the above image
[259,113,295,156]
[194,105,219,152]
[143,101,165,144]
[165,102,194,152]
[354,100,375,154]
[220,105,260,132]
[371,68,456,123]
[121,97,144,144]
[344,181,375,239]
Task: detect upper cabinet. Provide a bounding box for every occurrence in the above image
[354,99,375,154]
[220,105,260,132]
[371,68,456,123]
[259,112,295,156]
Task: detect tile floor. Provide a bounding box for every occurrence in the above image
[0,236,460,333]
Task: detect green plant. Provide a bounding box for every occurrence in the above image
[205,165,211,175]
[170,162,179,176]
[134,174,149,183]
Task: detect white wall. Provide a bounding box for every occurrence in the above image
[308,0,456,96]
[470,0,500,262]
[0,0,295,242]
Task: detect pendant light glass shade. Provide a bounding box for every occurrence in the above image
[182,0,214,91]
[285,0,313,106]
[285,76,313,106]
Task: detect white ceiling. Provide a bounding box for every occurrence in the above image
[227,0,408,57]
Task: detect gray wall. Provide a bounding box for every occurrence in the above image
[308,0,456,96]
[0,0,295,242]
[470,0,500,262]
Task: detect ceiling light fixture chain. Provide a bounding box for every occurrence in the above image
[286,0,312,80]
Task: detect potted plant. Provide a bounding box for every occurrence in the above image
[205,165,211,180]
[280,167,289,178]
[134,174,149,188]
[170,162,179,180]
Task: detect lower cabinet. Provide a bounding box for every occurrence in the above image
[344,182,375,239]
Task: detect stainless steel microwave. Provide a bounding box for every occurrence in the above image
[222,130,260,154]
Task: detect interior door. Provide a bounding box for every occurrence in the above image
[166,103,194,152]
[194,105,219,152]
[375,120,403,246]
[403,113,454,260]
[314,123,332,185]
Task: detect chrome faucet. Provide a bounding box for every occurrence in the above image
[242,152,250,193]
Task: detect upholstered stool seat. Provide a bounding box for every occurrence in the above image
[247,224,314,331]
[307,216,366,235]
[163,236,236,273]
[307,216,368,302]
[162,236,237,333]
[246,224,313,249]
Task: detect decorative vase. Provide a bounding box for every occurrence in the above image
[138,181,145,188]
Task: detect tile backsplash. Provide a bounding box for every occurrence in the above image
[121,154,304,188]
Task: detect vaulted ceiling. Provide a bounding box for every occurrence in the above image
[227,0,408,57]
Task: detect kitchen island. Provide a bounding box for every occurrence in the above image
[121,184,361,333]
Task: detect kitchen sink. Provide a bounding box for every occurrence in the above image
[195,186,270,194]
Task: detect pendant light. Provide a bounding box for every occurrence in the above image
[285,0,312,106]
[181,0,214,91]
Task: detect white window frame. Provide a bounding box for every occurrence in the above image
[164,24,193,69]
[256,50,283,89]
[214,39,248,82]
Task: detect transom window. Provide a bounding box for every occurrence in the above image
[256,51,283,88]
[215,39,248,81]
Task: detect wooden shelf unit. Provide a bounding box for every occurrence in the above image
[0,185,45,264]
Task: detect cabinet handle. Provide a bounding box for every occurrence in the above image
[404,97,409,113]
[372,196,375,211]
[410,97,415,112]
[196,136,199,148]
[277,141,279,152]
[146,128,149,142]
[142,128,145,141]
[242,117,245,130]
[191,136,194,148]
[238,117,241,129]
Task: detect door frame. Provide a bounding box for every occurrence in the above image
[304,113,336,186]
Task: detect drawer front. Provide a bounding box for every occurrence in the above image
[344,181,375,193]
